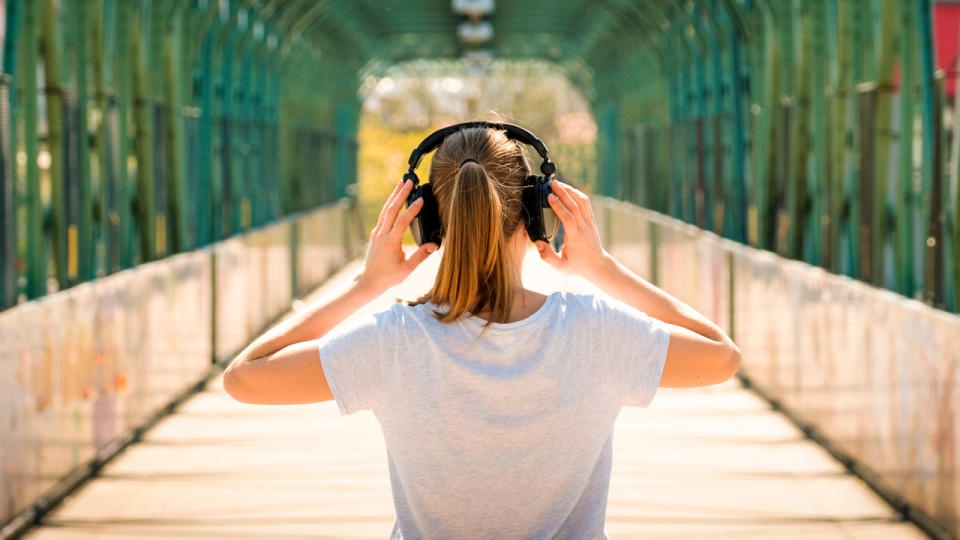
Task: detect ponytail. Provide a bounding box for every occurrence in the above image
[407,126,530,327]
[429,161,514,325]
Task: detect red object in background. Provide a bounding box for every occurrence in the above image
[936,2,960,98]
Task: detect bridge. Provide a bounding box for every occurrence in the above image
[2,1,960,539]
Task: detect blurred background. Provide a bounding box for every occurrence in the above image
[1,1,960,539]
[1,1,959,309]
[356,64,596,237]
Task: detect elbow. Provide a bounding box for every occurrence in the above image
[723,342,742,381]
[222,363,252,404]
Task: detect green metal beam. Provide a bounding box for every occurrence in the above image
[0,0,21,308]
[3,0,956,319]
[23,0,44,298]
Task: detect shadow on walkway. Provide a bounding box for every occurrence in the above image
[23,249,925,540]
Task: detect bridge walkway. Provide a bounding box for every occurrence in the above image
[21,250,925,540]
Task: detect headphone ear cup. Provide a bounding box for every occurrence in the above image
[522,175,549,242]
[407,183,443,246]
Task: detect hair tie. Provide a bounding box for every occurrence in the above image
[460,158,479,167]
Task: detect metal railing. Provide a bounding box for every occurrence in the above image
[0,200,365,538]
[594,196,960,540]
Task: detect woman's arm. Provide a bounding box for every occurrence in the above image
[534,181,741,388]
[582,253,741,388]
[221,278,378,404]
[222,178,438,404]
[227,277,378,371]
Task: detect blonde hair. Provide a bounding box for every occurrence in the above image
[408,126,532,326]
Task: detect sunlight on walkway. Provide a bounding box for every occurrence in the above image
[23,248,924,539]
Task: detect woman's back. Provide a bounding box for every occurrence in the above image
[223,122,739,539]
[318,290,670,539]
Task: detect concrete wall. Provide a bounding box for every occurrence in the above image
[0,201,363,528]
[593,197,960,538]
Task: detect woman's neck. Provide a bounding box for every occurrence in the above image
[472,287,547,323]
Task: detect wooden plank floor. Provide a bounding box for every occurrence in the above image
[22,248,926,539]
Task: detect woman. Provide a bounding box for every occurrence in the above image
[223,125,741,539]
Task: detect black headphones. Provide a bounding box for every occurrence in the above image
[402,121,559,247]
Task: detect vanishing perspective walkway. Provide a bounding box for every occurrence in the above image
[21,250,926,540]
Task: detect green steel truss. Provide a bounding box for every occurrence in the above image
[0,0,956,313]
[0,0,362,306]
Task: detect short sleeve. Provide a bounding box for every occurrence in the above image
[317,305,397,415]
[599,295,671,408]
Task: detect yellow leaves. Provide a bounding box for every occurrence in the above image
[357,117,434,243]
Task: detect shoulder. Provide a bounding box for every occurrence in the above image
[322,302,414,347]
[556,290,612,314]
[556,290,652,328]
[556,290,595,308]
[553,290,609,325]
[329,300,412,336]
[380,299,435,328]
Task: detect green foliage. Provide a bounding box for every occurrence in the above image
[357,65,599,243]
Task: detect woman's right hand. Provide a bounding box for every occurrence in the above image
[534,180,611,279]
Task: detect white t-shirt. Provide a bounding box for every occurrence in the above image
[317,289,671,539]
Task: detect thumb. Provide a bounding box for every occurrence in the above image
[535,241,563,270]
[404,242,438,270]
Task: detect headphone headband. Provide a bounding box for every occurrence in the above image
[406,121,551,174]
[402,121,561,247]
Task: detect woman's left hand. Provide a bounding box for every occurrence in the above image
[355,179,439,294]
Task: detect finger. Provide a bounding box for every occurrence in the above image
[390,196,423,237]
[382,178,405,213]
[547,191,578,232]
[535,240,563,270]
[375,180,404,233]
[551,182,584,226]
[403,242,438,270]
[565,184,596,224]
[384,180,415,231]
[380,180,413,234]
[554,182,587,227]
